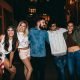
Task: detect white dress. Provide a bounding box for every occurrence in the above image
[17,32,30,59]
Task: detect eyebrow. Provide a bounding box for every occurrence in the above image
[7,30,14,31]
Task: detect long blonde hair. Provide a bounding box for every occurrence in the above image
[17,20,29,36]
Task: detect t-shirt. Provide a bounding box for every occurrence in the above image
[48,28,67,56]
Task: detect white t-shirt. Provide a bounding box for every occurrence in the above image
[8,39,12,52]
[0,36,9,54]
[0,36,12,60]
[48,28,67,56]
[17,32,29,48]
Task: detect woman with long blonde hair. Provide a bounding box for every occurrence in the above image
[17,20,32,80]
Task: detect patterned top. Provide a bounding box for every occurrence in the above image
[28,27,49,57]
[17,32,29,48]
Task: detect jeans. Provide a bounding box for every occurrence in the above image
[31,57,46,80]
[67,50,80,80]
[53,55,67,80]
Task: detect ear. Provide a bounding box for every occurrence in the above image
[37,21,40,26]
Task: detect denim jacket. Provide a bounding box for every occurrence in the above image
[28,28,49,57]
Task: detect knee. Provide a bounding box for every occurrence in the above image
[28,66,33,73]
[29,67,33,73]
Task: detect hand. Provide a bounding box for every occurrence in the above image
[9,65,12,68]
[9,64,12,68]
[9,65,16,73]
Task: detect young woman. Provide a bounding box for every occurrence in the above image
[64,22,80,80]
[17,20,32,80]
[3,25,18,80]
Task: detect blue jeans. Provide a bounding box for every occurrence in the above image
[67,50,80,80]
[53,55,67,80]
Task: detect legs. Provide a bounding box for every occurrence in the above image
[67,53,75,80]
[31,57,46,80]
[4,58,16,80]
[31,57,38,80]
[53,55,66,80]
[22,58,32,80]
[76,50,80,80]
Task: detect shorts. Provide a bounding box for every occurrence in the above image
[19,48,30,60]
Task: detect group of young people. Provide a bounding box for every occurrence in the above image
[0,16,80,80]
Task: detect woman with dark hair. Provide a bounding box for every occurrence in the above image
[3,25,18,80]
[64,22,80,80]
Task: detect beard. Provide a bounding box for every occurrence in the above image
[39,25,46,30]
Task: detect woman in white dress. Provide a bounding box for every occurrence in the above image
[17,20,32,80]
[3,25,18,80]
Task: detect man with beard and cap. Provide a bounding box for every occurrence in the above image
[28,17,49,80]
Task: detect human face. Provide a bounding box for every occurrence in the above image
[19,23,27,32]
[50,24,57,31]
[7,28,14,37]
[39,20,46,29]
[67,23,74,32]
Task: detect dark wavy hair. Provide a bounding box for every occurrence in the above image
[4,25,18,52]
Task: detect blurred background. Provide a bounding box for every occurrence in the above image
[0,0,80,32]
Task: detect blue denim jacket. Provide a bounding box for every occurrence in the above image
[28,28,49,57]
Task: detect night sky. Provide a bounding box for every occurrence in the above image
[5,0,66,26]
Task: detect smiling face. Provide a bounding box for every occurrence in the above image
[67,22,74,32]
[17,21,28,34]
[38,19,46,29]
[7,27,14,38]
[19,23,27,32]
[50,23,57,31]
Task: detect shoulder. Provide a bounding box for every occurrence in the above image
[1,34,5,40]
[30,28,36,31]
[59,28,67,32]
[42,30,47,33]
[63,31,68,37]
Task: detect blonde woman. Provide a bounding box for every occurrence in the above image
[17,20,32,80]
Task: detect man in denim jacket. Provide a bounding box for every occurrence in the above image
[29,17,49,80]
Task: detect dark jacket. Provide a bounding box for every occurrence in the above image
[63,27,80,46]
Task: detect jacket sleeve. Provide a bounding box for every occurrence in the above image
[74,29,80,45]
[63,32,68,40]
